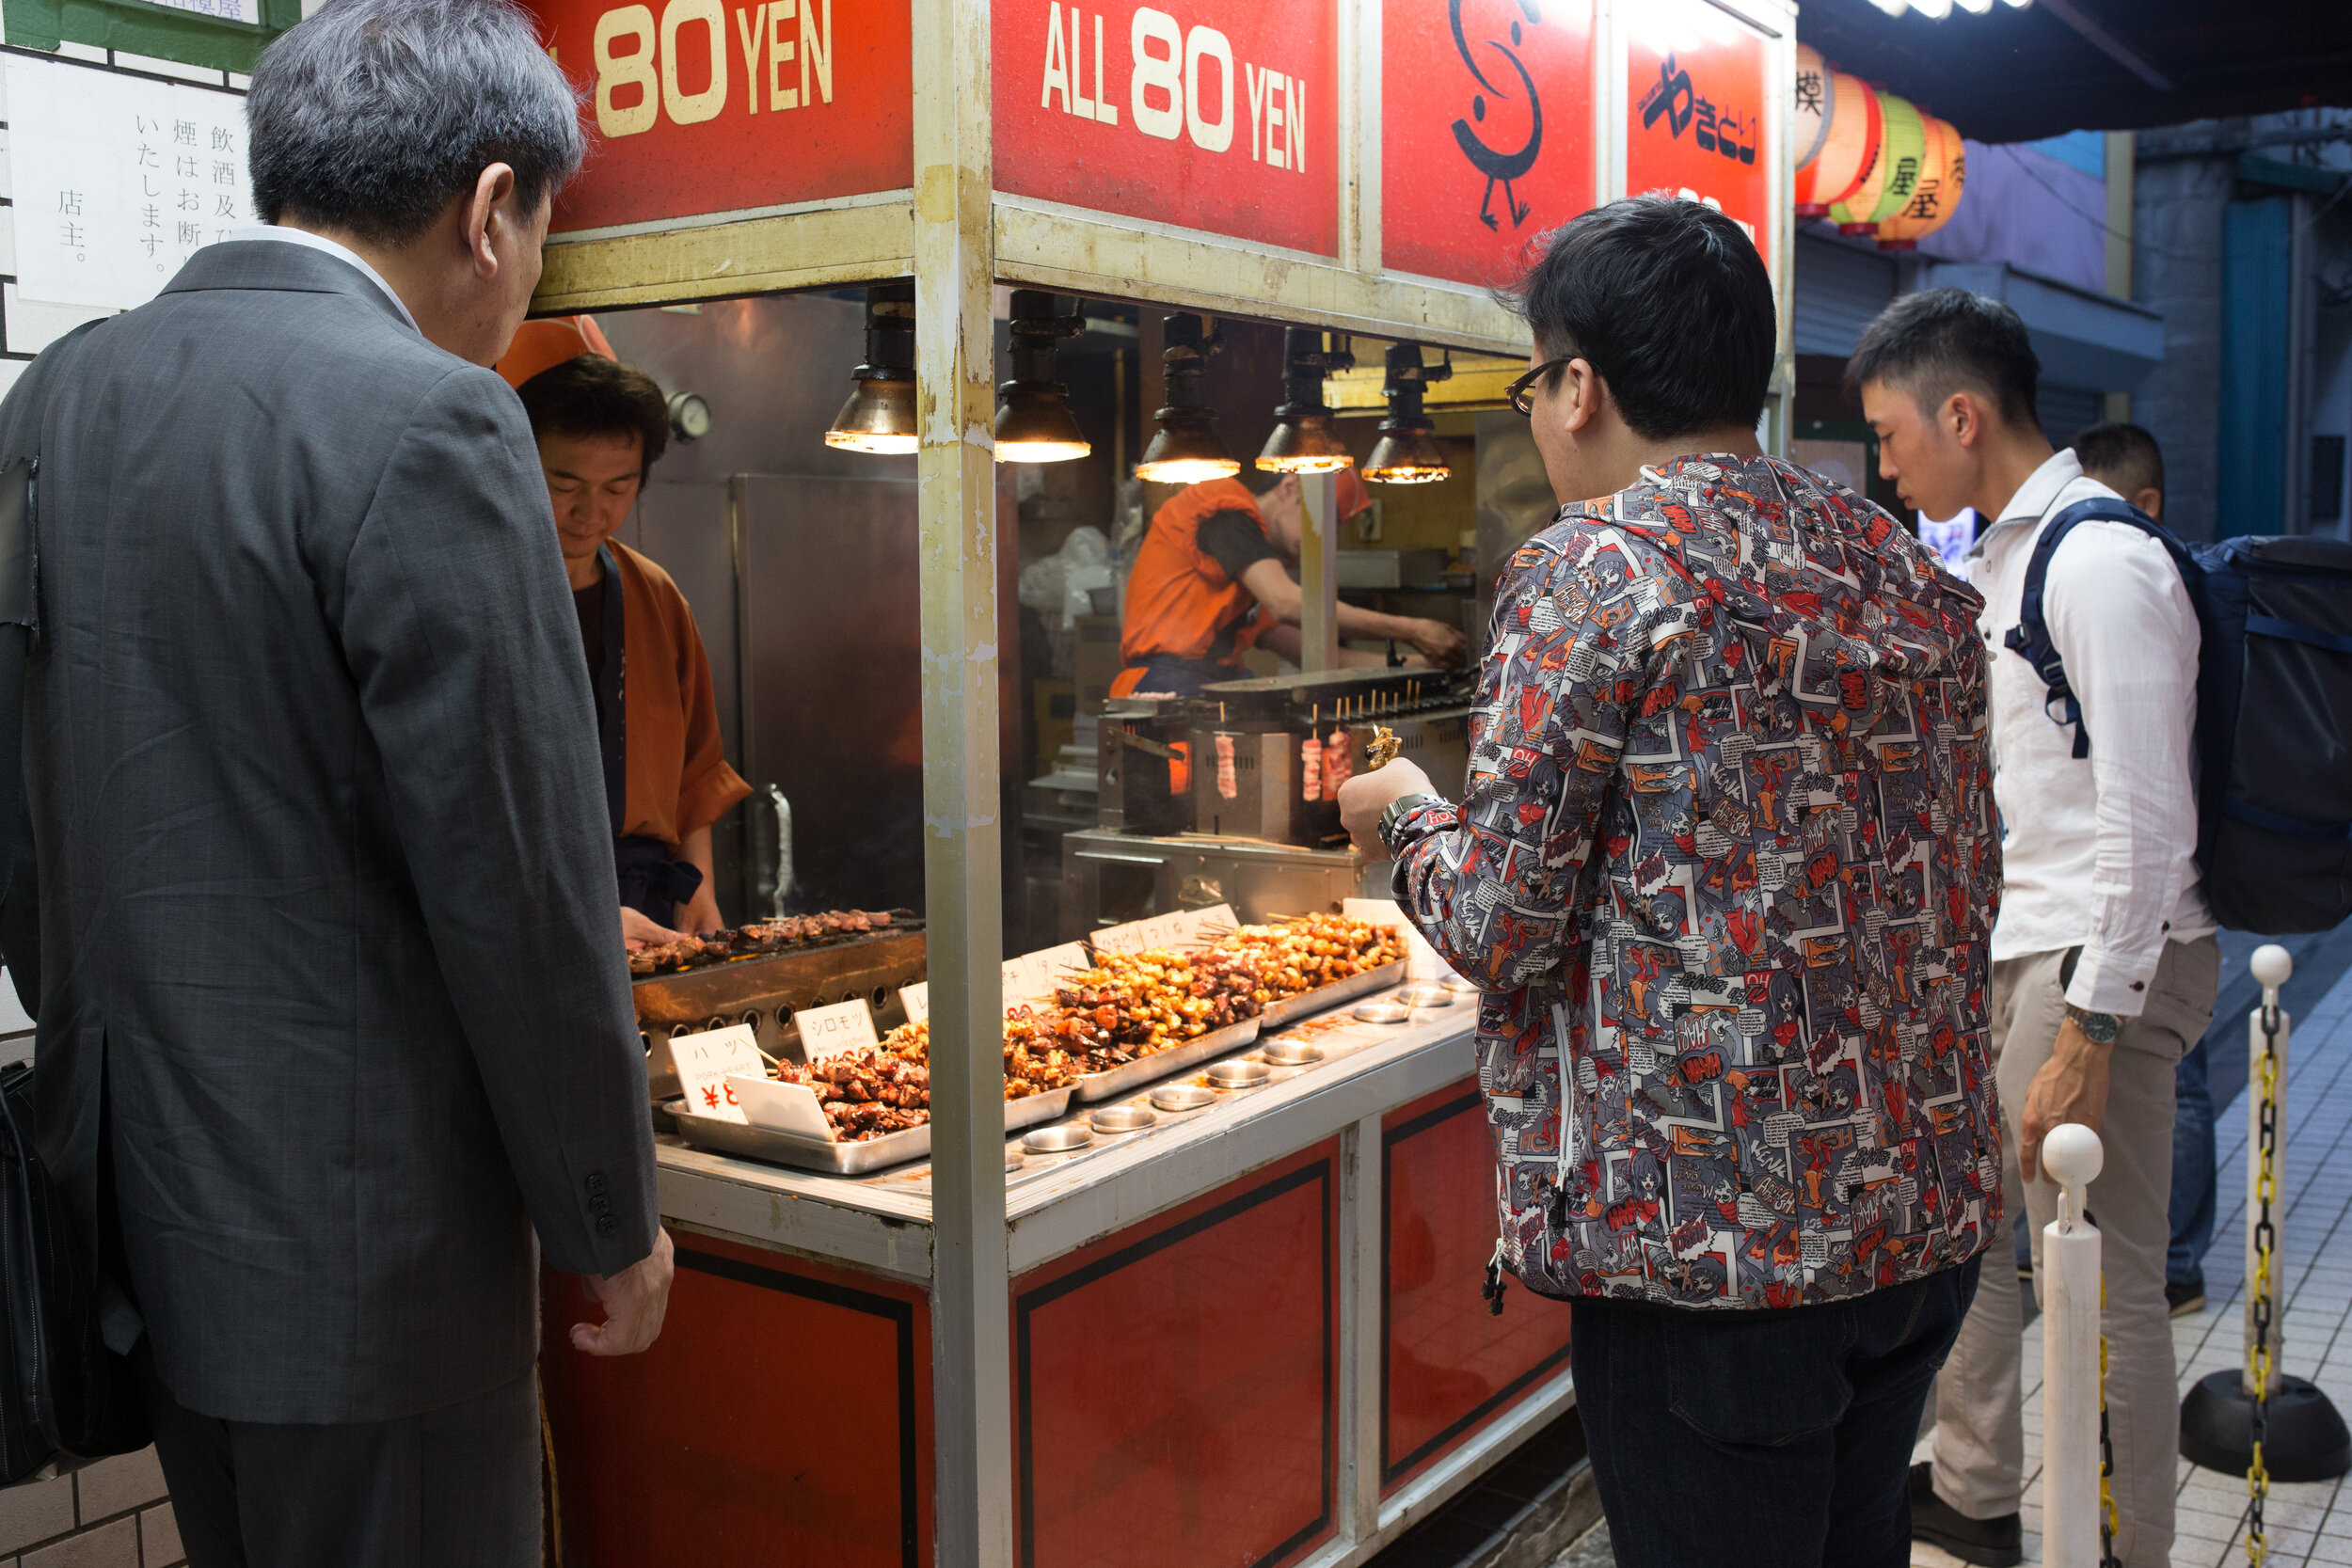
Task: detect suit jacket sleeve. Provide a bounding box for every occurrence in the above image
[334,364,658,1278]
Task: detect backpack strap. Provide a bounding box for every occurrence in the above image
[2000,498,2194,760]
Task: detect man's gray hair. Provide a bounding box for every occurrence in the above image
[248,0,585,245]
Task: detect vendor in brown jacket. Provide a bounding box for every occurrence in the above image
[501,319,750,946]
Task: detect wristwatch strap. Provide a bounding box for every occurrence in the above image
[1378,792,1446,852]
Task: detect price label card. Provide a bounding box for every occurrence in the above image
[796,999,880,1063]
[1091,903,1237,957]
[1005,942,1090,1003]
[671,1024,766,1124]
[726,1075,834,1140]
[899,982,930,1024]
[1344,896,1444,981]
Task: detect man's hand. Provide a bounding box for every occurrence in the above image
[1336,758,1437,859]
[677,890,726,936]
[2019,1016,2112,1184]
[571,1226,675,1356]
[622,906,687,952]
[1406,619,1470,668]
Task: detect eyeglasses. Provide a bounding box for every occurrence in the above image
[1505,356,1577,416]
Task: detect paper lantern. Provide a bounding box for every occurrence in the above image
[1793,45,1834,175]
[1796,73,1879,217]
[1878,117,1968,249]
[1833,91,1923,233]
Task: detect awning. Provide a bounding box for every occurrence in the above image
[1918,261,2166,394]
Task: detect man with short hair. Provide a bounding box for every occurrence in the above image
[1337,197,2003,1565]
[1851,293,2216,1568]
[0,0,672,1560]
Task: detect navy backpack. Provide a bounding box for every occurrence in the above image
[2007,499,2352,935]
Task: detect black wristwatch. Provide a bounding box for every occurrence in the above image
[1377,792,1446,852]
[2063,1003,2122,1045]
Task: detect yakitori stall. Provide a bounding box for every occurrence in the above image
[516,2,1794,1563]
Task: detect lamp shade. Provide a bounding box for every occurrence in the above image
[1136,314,1241,483]
[1833,91,1922,232]
[1796,73,1879,217]
[825,282,919,455]
[993,289,1090,463]
[1877,117,1968,249]
[1792,45,1834,176]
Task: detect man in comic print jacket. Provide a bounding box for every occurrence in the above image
[1338,198,2003,1568]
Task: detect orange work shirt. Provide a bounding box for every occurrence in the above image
[610,541,752,847]
[1120,479,1274,668]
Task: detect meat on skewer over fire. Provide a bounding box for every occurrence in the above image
[629,909,895,975]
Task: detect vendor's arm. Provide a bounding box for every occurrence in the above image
[1337,533,1687,991]
[1236,558,1468,667]
[1254,624,1398,669]
[676,825,723,934]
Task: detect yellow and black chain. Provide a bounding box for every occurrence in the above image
[2247,999,2281,1565]
[2099,1275,2121,1568]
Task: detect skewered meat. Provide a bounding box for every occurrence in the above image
[631,910,899,973]
[1221,915,1406,1000]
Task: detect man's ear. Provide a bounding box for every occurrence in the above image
[1946,391,1981,451]
[2131,486,2165,521]
[465,163,519,278]
[1559,358,1605,436]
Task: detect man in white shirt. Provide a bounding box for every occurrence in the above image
[1853,289,2217,1568]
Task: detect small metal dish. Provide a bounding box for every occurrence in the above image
[1261,1041,1324,1067]
[1352,1001,1412,1025]
[1395,985,1455,1008]
[1152,1085,1216,1113]
[1439,974,1480,994]
[1024,1124,1093,1153]
[1090,1105,1157,1134]
[1207,1060,1270,1090]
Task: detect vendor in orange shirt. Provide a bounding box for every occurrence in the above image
[1112,469,1468,697]
[500,319,751,948]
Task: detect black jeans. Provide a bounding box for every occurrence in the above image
[1570,1258,1980,1568]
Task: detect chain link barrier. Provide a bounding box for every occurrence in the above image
[2246,999,2281,1565]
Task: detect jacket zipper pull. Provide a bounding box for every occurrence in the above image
[1481,1235,1509,1317]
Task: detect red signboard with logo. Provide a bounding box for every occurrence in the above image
[1622,0,1772,264]
[993,2,1340,258]
[1381,0,1596,290]
[528,0,914,234]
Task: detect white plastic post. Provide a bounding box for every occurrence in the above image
[2042,1122,2106,1568]
[2245,943,2293,1397]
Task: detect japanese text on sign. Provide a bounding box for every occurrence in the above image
[1089,903,1237,957]
[5,55,252,311]
[796,998,880,1062]
[1622,0,1771,263]
[672,1023,767,1123]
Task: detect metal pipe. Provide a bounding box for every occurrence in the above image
[1300,470,1341,671]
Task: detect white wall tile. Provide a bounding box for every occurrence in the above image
[105,55,223,87]
[0,363,26,402]
[1,288,112,356]
[53,44,105,65]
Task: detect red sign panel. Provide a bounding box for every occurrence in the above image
[1381,0,1597,290]
[528,0,914,234]
[993,2,1340,258]
[1623,0,1772,265]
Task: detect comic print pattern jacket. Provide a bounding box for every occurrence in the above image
[1391,454,2003,1310]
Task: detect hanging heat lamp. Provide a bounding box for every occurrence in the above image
[1363,344,1454,485]
[1877,116,1967,250]
[825,281,917,454]
[1257,326,1357,474]
[1796,72,1879,218]
[1834,91,1924,236]
[994,290,1091,464]
[1134,314,1240,484]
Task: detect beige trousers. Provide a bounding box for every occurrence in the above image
[1926,935,2217,1568]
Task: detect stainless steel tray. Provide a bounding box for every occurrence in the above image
[666,1085,1073,1175]
[1071,1016,1262,1103]
[1256,961,1406,1029]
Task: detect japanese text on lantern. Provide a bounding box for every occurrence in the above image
[995,1,1339,257]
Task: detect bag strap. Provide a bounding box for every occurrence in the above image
[2000,497,2193,760]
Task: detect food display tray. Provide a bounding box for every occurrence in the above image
[1256,962,1405,1030]
[1070,1016,1262,1103]
[667,1085,1073,1175]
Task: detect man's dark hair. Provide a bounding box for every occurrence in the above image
[2071,421,2165,500]
[516,355,671,479]
[248,0,585,245]
[1846,288,2041,432]
[1505,195,1774,440]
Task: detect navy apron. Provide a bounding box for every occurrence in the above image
[588,545,705,924]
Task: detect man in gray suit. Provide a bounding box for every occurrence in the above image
[0,0,673,1560]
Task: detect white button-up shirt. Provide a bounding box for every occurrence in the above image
[1968,448,2214,1016]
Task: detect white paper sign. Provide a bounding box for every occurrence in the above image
[1091,903,1237,957]
[6,55,255,310]
[1005,942,1090,1002]
[1343,896,1439,980]
[899,982,930,1024]
[725,1075,834,1140]
[796,998,881,1062]
[671,1025,766,1124]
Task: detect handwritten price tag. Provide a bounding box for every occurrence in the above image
[1091,903,1237,957]
[671,1024,765,1124]
[796,999,880,1063]
[899,982,930,1024]
[1005,942,1090,1002]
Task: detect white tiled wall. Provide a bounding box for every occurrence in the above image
[0,1449,179,1568]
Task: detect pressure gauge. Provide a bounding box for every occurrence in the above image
[667,391,713,443]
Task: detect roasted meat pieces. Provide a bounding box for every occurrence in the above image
[772,1015,1085,1142]
[628,909,896,975]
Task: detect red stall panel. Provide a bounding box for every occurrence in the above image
[1382,1082,1573,1494]
[1622,0,1773,264]
[541,1236,932,1567]
[1014,1140,1339,1568]
[993,0,1341,257]
[1381,0,1597,289]
[523,0,915,234]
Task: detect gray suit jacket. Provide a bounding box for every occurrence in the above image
[0,241,659,1425]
